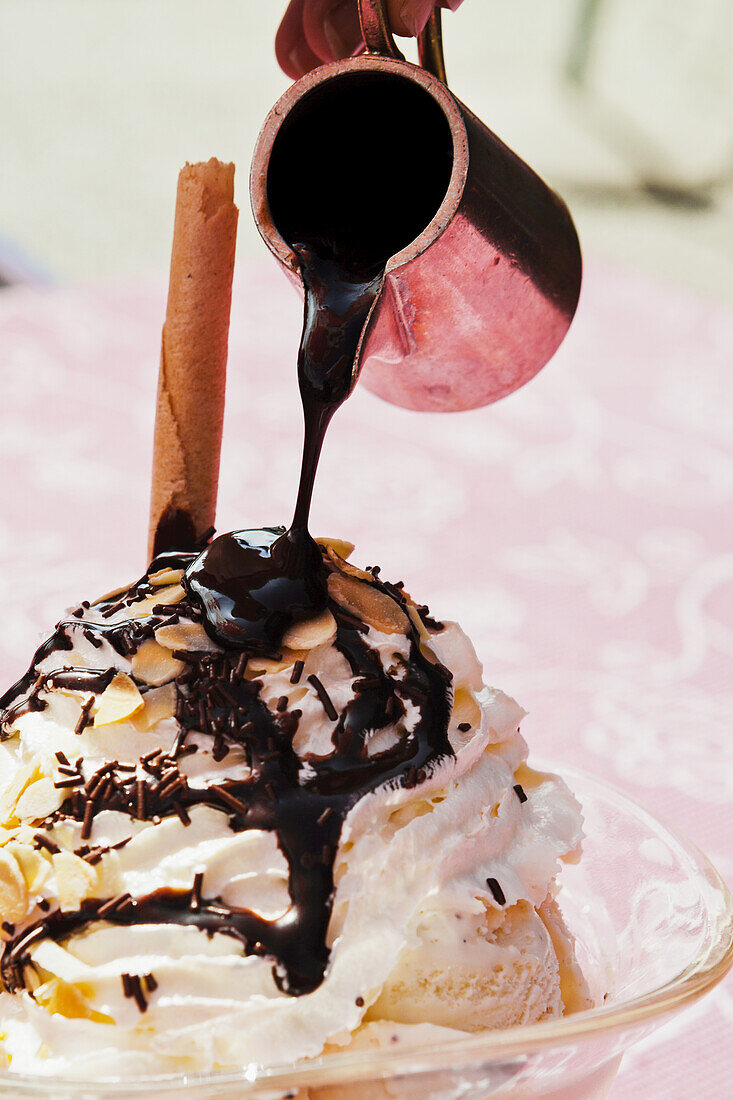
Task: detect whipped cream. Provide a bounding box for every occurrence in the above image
[0,542,584,1077]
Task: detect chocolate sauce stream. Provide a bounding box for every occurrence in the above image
[185,246,383,653]
[291,247,383,530]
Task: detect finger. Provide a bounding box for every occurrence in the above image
[302,0,363,63]
[386,0,437,37]
[276,0,324,79]
[438,0,464,10]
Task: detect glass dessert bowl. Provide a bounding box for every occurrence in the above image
[0,764,728,1100]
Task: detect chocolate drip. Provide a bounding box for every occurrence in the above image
[184,247,382,655]
[151,507,198,558]
[45,669,116,695]
[0,627,74,729]
[0,547,205,734]
[0,612,180,734]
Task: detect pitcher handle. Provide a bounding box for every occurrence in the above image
[357,0,404,59]
[357,1,448,84]
[418,8,448,84]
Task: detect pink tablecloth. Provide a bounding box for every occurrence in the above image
[0,258,731,1096]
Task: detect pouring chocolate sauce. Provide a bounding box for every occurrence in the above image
[187,75,453,651]
[0,80,459,1002]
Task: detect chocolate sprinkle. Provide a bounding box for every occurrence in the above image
[53,775,84,789]
[80,801,94,841]
[33,834,60,855]
[135,779,146,820]
[190,872,204,911]
[307,675,337,721]
[173,801,191,826]
[513,783,528,804]
[74,697,95,736]
[121,972,148,1013]
[486,877,506,906]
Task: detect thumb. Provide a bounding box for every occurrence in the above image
[386,0,439,38]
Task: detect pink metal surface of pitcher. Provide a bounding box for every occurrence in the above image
[250,1,582,413]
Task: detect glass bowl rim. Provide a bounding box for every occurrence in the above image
[0,763,730,1095]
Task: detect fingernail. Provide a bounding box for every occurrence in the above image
[399,0,429,37]
[323,0,361,58]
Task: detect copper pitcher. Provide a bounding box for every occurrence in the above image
[250,0,582,413]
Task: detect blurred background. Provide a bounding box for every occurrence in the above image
[2,0,733,296]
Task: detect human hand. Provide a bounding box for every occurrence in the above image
[276,0,464,80]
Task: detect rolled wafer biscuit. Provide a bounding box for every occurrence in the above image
[148,158,238,560]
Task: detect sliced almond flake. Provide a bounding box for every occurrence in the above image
[95,849,124,897]
[148,568,184,587]
[451,686,482,732]
[133,683,178,731]
[327,573,409,635]
[25,968,43,995]
[282,609,337,651]
[326,547,373,581]
[91,582,134,606]
[316,536,355,560]
[129,584,187,619]
[52,851,99,911]
[8,842,51,895]
[0,848,28,924]
[0,764,40,825]
[155,621,214,652]
[131,639,185,686]
[0,716,20,741]
[54,650,89,670]
[513,763,552,791]
[246,650,306,676]
[14,778,64,824]
[405,601,430,643]
[13,823,40,846]
[32,978,114,1024]
[93,673,144,727]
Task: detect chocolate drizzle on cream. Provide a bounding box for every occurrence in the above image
[0,550,453,998]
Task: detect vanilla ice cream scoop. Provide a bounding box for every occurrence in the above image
[0,534,588,1077]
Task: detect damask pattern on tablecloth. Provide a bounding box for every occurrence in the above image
[0,257,731,1098]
